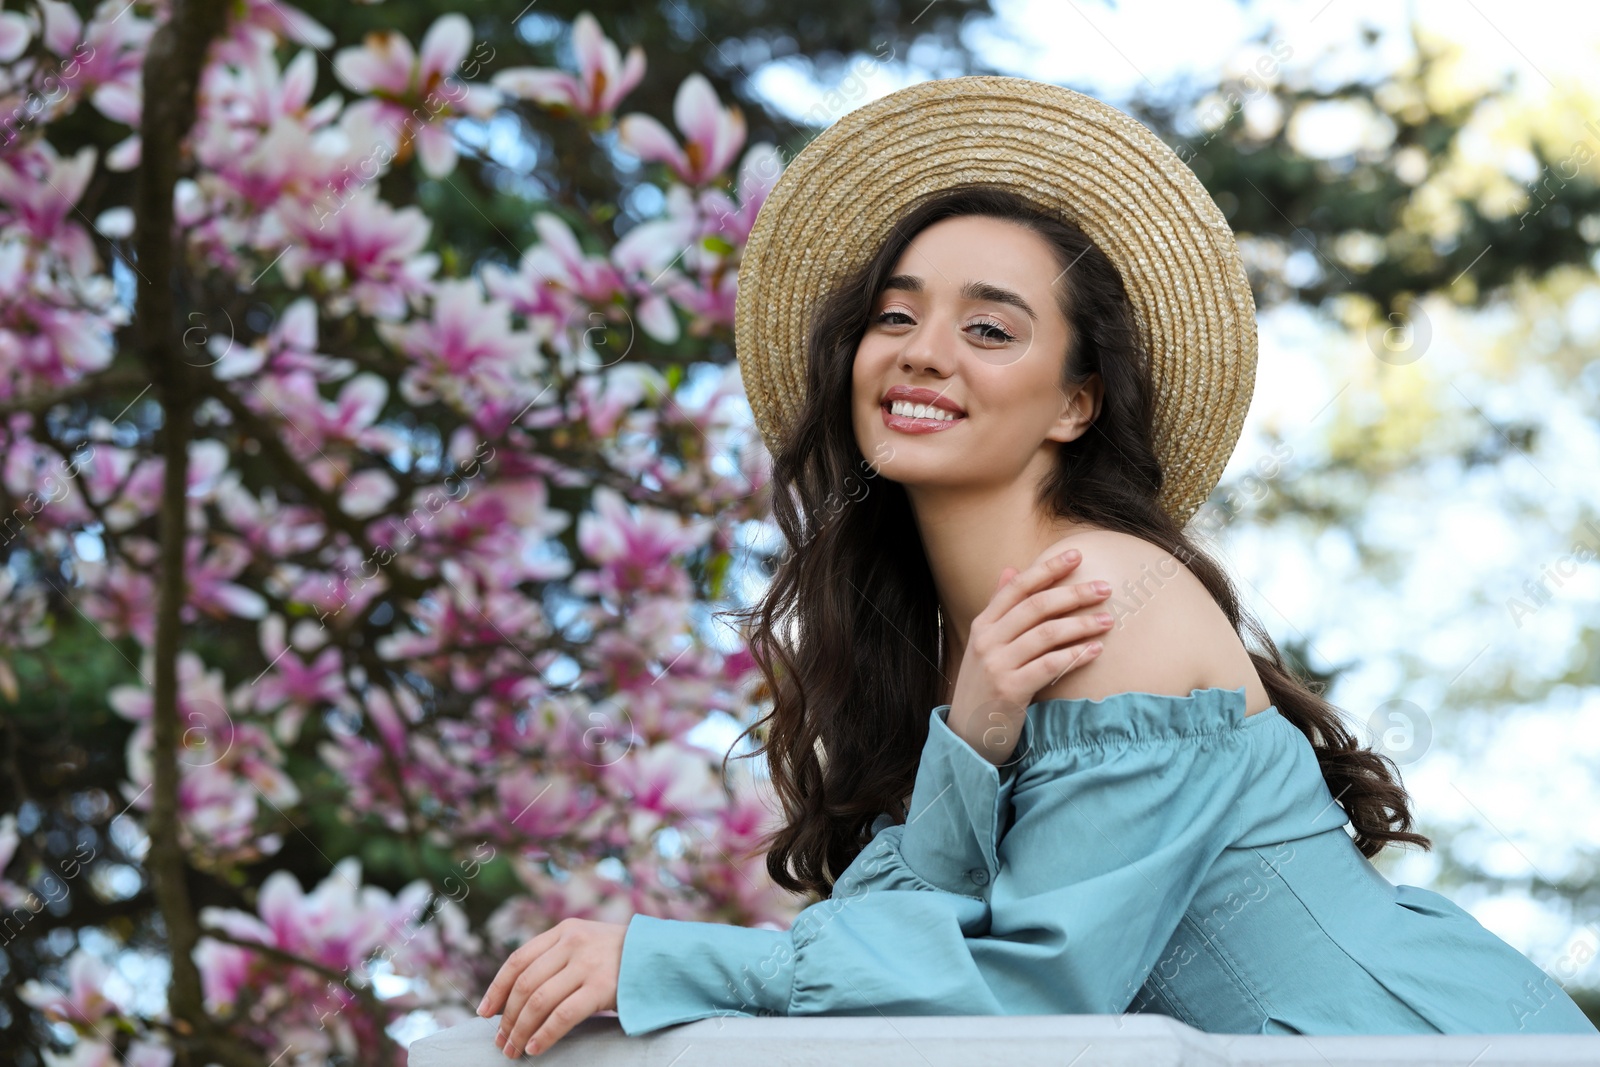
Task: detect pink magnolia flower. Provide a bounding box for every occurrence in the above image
[75,555,157,646]
[183,534,270,621]
[495,771,603,843]
[374,557,552,674]
[656,360,751,466]
[617,73,746,186]
[487,865,636,935]
[203,44,337,135]
[89,438,221,532]
[0,142,99,276]
[191,34,389,245]
[0,267,116,398]
[607,188,700,345]
[95,438,230,533]
[658,268,737,337]
[253,613,354,744]
[603,739,724,840]
[332,14,497,177]
[110,650,300,858]
[399,476,573,586]
[604,141,783,344]
[700,769,794,924]
[379,276,547,424]
[258,857,394,968]
[241,368,400,464]
[481,212,641,352]
[482,209,683,350]
[491,12,644,121]
[34,0,85,57]
[234,0,333,51]
[572,485,713,602]
[212,297,356,383]
[572,362,668,438]
[213,469,328,565]
[24,0,161,171]
[275,183,438,320]
[212,0,332,74]
[491,211,628,309]
[18,947,125,1025]
[196,112,346,220]
[196,856,481,1032]
[0,11,29,62]
[699,141,783,249]
[278,544,389,636]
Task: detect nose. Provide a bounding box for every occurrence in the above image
[896,311,958,378]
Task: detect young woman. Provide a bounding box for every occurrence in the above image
[475,78,1599,1057]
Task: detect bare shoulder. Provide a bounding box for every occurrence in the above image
[1029,529,1267,711]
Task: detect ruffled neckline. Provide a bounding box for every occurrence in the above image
[1011,685,1278,764]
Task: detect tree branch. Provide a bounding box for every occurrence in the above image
[132,3,244,1066]
[198,377,434,604]
[0,367,152,415]
[197,925,400,1065]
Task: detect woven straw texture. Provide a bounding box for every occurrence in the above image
[733,75,1259,527]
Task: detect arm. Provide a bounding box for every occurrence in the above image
[889,701,1034,897]
[615,687,1253,1035]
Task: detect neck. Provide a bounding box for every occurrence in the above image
[912,476,1095,699]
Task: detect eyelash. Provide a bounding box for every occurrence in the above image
[872,310,1017,343]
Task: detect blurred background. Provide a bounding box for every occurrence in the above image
[1,0,1597,1062]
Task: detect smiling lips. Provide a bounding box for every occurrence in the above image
[879,389,967,434]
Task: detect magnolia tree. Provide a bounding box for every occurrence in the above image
[0,2,800,1063]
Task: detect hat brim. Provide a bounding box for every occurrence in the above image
[733,75,1258,528]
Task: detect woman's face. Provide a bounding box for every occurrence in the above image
[852,214,1099,490]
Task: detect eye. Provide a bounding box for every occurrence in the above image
[872,311,914,326]
[970,318,1017,343]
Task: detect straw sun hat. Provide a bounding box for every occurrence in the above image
[733,75,1259,528]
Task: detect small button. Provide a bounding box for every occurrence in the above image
[968,867,990,886]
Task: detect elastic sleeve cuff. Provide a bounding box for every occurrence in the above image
[895,704,1028,896]
[615,913,795,1035]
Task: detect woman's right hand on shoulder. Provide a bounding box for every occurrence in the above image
[947,545,1114,768]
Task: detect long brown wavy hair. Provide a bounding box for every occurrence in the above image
[719,183,1430,901]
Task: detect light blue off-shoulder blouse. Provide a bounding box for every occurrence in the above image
[615,687,1599,1036]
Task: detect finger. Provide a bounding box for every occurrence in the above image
[478,927,561,1018]
[1011,608,1113,669]
[498,945,569,1055]
[987,576,1110,651]
[522,983,606,1057]
[505,964,586,1057]
[983,548,1081,624]
[1035,636,1105,690]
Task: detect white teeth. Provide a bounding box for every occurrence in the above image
[888,400,960,422]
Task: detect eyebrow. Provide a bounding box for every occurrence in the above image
[879,273,1038,322]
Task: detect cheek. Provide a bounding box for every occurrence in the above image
[851,352,878,432]
[977,368,1063,447]
[852,340,890,403]
[854,333,890,369]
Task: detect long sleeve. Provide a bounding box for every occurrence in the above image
[892,701,1032,896]
[615,687,1257,1035]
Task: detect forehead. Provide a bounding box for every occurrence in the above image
[889,215,1059,285]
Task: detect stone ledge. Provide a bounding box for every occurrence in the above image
[410,1014,1600,1066]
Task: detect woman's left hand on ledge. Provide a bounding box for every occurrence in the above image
[475,917,627,1058]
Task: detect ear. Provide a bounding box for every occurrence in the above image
[1047,372,1103,445]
